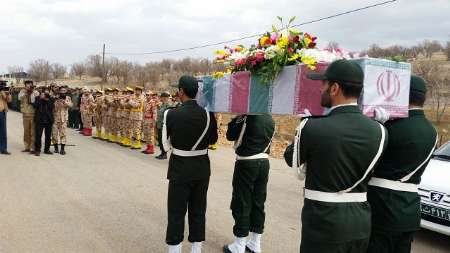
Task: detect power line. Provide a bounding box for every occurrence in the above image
[105,0,397,56]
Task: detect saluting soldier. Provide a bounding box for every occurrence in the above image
[51,86,73,155]
[119,87,133,147]
[93,89,105,139]
[18,80,39,153]
[163,75,218,253]
[284,59,388,253]
[223,114,275,253]
[366,75,438,253]
[80,87,95,136]
[101,88,112,140]
[128,86,145,149]
[142,90,158,154]
[109,88,121,143]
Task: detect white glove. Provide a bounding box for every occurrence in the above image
[298,108,312,118]
[374,107,390,124]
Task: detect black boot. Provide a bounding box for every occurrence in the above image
[60,144,66,155]
[54,144,59,153]
[155,152,167,160]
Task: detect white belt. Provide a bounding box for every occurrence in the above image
[368,177,418,193]
[304,189,367,203]
[236,153,269,160]
[172,148,208,157]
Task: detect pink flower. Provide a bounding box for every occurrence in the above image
[270,33,279,42]
[288,47,294,53]
[235,58,246,66]
[255,51,265,62]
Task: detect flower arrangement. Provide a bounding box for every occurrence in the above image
[214,17,319,84]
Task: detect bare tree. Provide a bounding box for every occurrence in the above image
[419,40,443,58]
[71,62,86,80]
[445,39,450,60]
[7,65,25,83]
[413,59,450,124]
[326,41,340,51]
[86,55,103,78]
[28,59,52,83]
[51,63,67,79]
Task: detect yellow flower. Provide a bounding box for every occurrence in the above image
[215,50,226,55]
[301,55,317,70]
[213,71,225,79]
[259,36,270,46]
[304,37,312,46]
[276,37,289,49]
[288,53,300,62]
[234,45,244,52]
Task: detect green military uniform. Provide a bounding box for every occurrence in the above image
[224,114,274,253]
[284,60,388,253]
[164,76,218,248]
[155,92,172,159]
[367,76,438,253]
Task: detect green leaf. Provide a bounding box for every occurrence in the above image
[277,16,283,22]
[272,25,278,32]
[289,16,296,25]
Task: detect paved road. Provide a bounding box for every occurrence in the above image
[1,111,449,253]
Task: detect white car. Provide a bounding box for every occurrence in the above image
[419,141,450,236]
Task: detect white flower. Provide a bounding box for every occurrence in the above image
[264,45,281,59]
[298,48,345,63]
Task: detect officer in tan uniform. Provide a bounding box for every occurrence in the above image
[142,90,158,154]
[80,87,95,136]
[119,87,133,147]
[18,80,39,152]
[109,88,120,143]
[52,86,73,155]
[102,88,113,141]
[93,89,104,139]
[128,86,145,150]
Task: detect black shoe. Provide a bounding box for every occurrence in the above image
[155,153,167,160]
[222,245,232,253]
[44,150,53,155]
[0,150,11,155]
[22,149,30,152]
[54,144,59,153]
[34,151,41,156]
[60,144,66,155]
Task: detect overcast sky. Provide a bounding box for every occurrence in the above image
[1,0,449,73]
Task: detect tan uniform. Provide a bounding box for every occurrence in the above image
[93,95,104,138]
[128,94,145,148]
[103,94,113,140]
[119,96,130,144]
[18,89,39,151]
[80,93,94,128]
[52,96,73,144]
[142,98,157,144]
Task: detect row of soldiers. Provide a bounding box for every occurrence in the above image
[78,86,176,158]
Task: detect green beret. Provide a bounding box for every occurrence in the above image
[307,59,364,87]
[410,75,427,94]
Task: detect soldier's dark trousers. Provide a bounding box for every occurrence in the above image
[300,238,369,253]
[157,128,166,154]
[166,178,209,245]
[0,111,7,152]
[35,123,52,152]
[231,159,269,237]
[366,230,414,253]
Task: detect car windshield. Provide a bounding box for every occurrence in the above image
[433,142,450,161]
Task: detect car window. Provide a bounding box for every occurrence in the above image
[433,142,450,161]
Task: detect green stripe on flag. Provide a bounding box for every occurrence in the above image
[249,74,271,113]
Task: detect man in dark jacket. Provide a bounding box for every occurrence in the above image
[367,75,438,253]
[34,90,55,156]
[163,75,218,253]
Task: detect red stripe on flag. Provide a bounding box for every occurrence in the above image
[297,63,328,116]
[230,71,250,113]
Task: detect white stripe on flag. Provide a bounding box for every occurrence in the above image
[271,65,298,114]
[214,74,231,112]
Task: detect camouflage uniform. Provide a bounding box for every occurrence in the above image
[52,95,73,148]
[80,90,95,136]
[128,91,145,149]
[141,94,157,154]
[93,92,104,139]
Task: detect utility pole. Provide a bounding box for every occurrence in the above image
[102,43,106,90]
